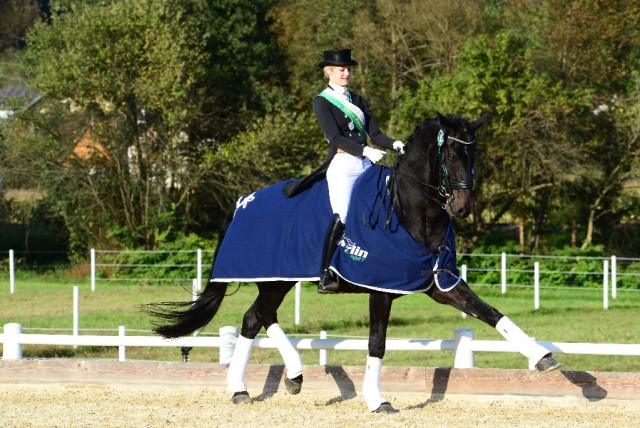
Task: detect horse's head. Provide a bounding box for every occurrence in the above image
[397,112,489,220]
[435,112,488,218]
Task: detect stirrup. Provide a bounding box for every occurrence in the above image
[318,270,340,294]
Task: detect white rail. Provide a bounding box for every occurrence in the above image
[2,323,639,370]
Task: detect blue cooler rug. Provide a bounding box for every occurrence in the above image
[211,166,461,294]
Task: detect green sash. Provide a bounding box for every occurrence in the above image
[317,88,365,135]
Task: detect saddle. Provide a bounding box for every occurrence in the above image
[281,159,331,198]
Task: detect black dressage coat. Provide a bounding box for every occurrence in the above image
[283,87,395,197]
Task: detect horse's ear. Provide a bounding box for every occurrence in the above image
[436,111,451,129]
[470,111,491,131]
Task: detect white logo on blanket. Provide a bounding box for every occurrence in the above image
[235,193,256,215]
[338,233,368,262]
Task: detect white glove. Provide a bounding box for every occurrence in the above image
[363,147,386,164]
[392,140,405,154]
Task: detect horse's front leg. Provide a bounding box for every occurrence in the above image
[364,292,399,413]
[427,280,560,372]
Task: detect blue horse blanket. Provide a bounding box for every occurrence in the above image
[210,166,461,294]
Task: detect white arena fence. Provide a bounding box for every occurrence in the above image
[3,249,640,312]
[2,250,640,370]
[3,322,640,370]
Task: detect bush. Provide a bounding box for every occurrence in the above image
[96,233,216,284]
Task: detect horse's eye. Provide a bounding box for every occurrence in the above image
[448,153,456,161]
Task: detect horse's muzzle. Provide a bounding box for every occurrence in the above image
[451,189,473,218]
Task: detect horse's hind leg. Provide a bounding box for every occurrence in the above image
[254,282,303,393]
[227,281,301,404]
[427,280,561,372]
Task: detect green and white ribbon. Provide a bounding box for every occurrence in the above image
[317,88,365,135]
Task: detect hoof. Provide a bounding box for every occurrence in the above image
[231,391,252,405]
[284,375,303,395]
[535,353,562,373]
[374,402,399,414]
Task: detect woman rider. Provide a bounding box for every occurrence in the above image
[314,49,405,294]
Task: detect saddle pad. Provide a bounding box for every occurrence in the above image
[210,167,460,294]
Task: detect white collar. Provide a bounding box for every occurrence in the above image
[328,83,348,96]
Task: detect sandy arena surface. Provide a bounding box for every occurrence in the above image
[1,383,640,428]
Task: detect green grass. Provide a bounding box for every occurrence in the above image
[1,273,639,372]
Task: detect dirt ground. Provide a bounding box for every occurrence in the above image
[1,383,639,428]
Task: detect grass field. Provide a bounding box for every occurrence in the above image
[1,273,639,372]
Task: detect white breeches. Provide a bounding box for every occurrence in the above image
[326,153,372,223]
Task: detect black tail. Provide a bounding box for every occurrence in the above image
[142,204,236,339]
[142,281,229,338]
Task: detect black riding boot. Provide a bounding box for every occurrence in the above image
[318,214,345,294]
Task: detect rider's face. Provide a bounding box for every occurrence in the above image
[326,66,351,87]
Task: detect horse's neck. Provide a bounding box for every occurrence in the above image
[394,125,450,249]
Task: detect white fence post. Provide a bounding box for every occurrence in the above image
[118,326,126,361]
[90,248,96,292]
[603,260,609,310]
[197,249,203,290]
[2,323,23,360]
[501,252,507,294]
[453,328,474,368]
[73,286,79,349]
[460,264,467,318]
[611,255,617,299]
[319,330,327,366]
[219,326,238,364]
[534,262,540,310]
[295,282,301,325]
[9,249,15,294]
[192,279,200,337]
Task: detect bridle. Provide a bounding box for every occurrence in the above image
[437,128,476,196]
[391,128,476,209]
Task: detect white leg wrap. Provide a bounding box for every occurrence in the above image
[266,323,303,379]
[362,356,385,412]
[227,335,254,393]
[495,316,549,363]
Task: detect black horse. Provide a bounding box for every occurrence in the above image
[144,113,560,413]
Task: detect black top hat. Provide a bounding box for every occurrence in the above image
[318,49,358,67]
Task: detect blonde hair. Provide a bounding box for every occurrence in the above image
[323,66,335,79]
[323,65,351,79]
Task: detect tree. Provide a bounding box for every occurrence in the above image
[393,1,640,252]
[12,0,282,250]
[270,0,488,135]
[503,0,640,249]
[0,0,40,52]
[394,31,593,251]
[203,108,325,206]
